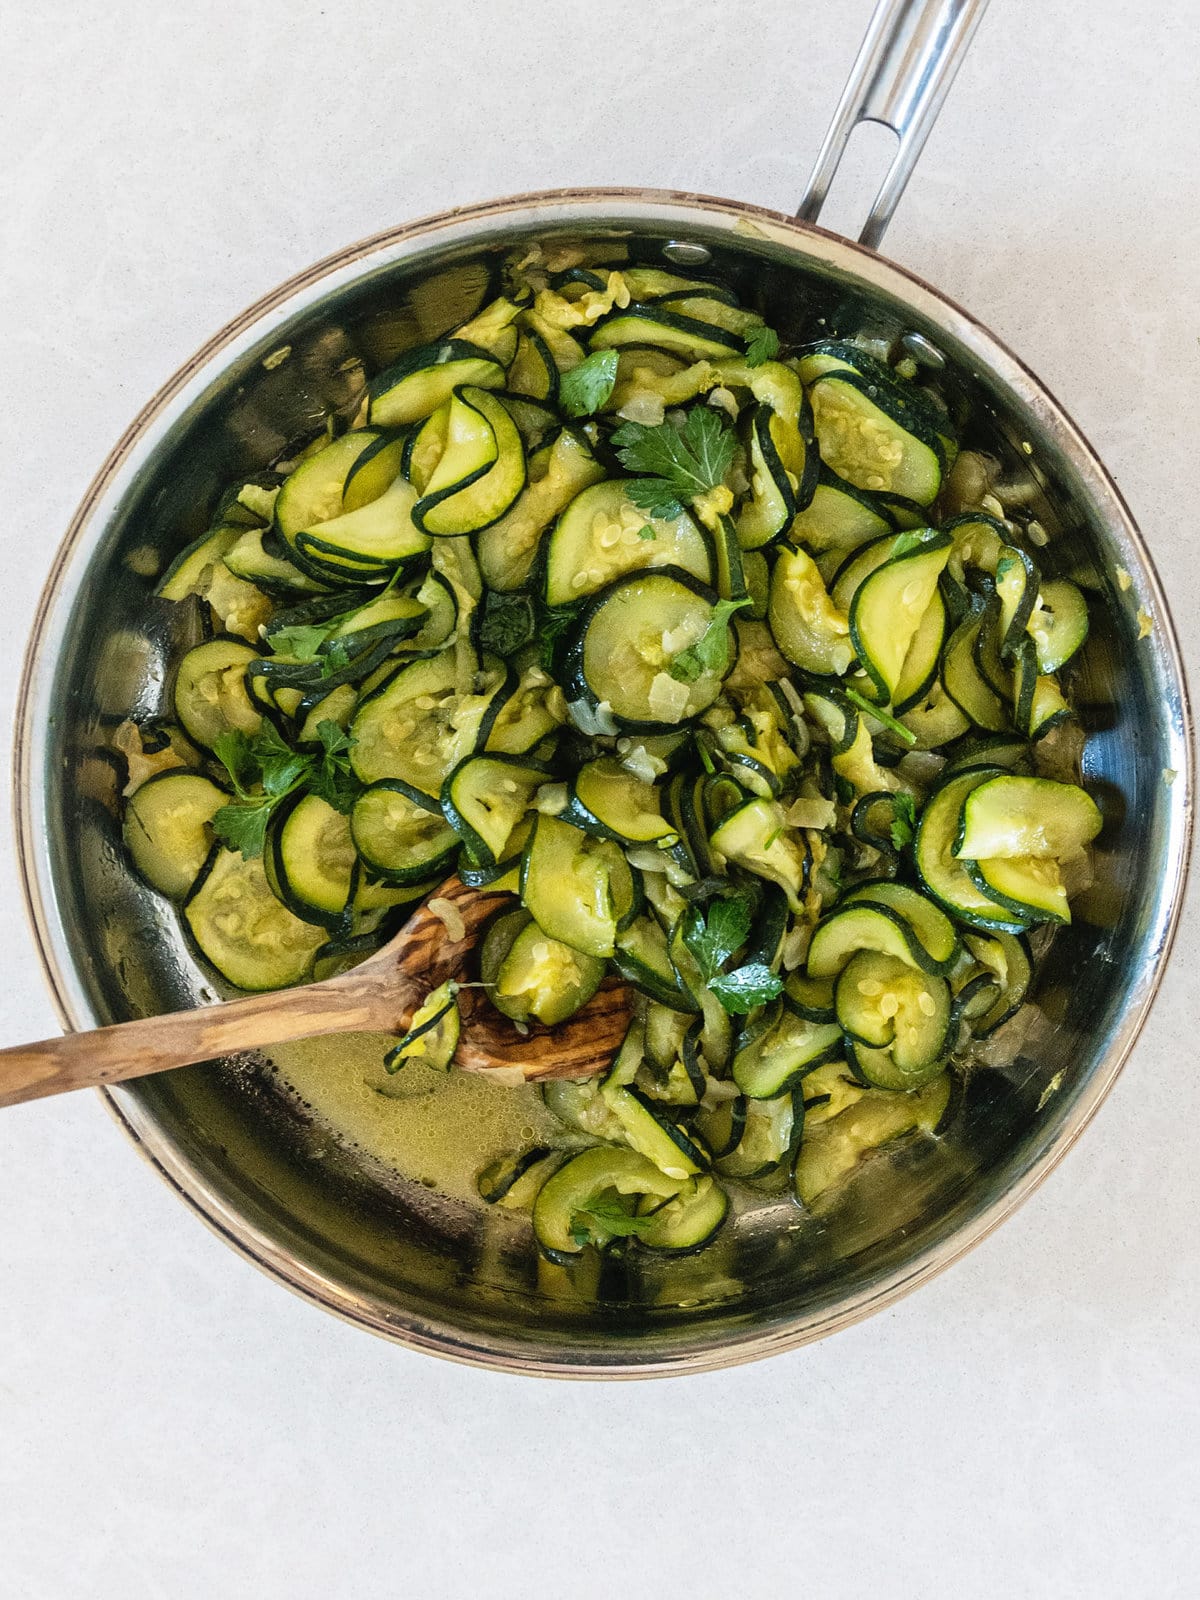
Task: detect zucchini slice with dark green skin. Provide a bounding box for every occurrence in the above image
[913,767,1031,933]
[531,1146,686,1262]
[476,428,605,592]
[543,480,713,606]
[123,770,229,899]
[519,812,631,958]
[413,386,526,537]
[849,533,952,705]
[601,1085,709,1179]
[736,397,818,550]
[693,1093,749,1162]
[1027,579,1089,672]
[940,604,1010,732]
[836,951,952,1084]
[440,753,549,865]
[565,757,680,850]
[954,774,1102,862]
[713,1089,801,1180]
[635,1176,729,1254]
[965,854,1071,924]
[613,916,698,1009]
[709,796,810,912]
[589,303,744,361]
[788,464,896,554]
[350,779,460,885]
[784,970,837,1023]
[808,370,944,505]
[732,1003,843,1098]
[383,980,460,1072]
[173,635,262,750]
[839,880,959,971]
[768,545,855,676]
[961,930,1032,1036]
[184,847,325,991]
[488,918,605,1026]
[476,1146,561,1206]
[368,339,507,428]
[794,1071,951,1206]
[223,526,330,598]
[267,793,358,927]
[562,568,733,732]
[274,432,381,543]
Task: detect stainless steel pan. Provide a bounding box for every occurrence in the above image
[13,0,1192,1376]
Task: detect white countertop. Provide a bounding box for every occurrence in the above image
[2,2,1198,1594]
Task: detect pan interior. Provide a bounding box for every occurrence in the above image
[28,203,1187,1371]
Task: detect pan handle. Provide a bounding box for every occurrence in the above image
[797,0,991,249]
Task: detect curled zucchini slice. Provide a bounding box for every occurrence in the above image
[123,770,229,899]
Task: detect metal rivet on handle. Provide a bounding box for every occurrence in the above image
[900,331,947,369]
[662,241,712,266]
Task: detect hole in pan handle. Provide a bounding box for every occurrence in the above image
[797,0,992,250]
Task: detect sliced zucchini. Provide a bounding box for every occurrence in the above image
[383,980,460,1072]
[849,533,951,705]
[157,524,242,602]
[736,396,817,549]
[941,607,1010,732]
[184,847,325,990]
[713,1089,799,1179]
[413,386,526,536]
[564,569,731,731]
[268,793,357,925]
[1027,579,1089,672]
[590,303,743,361]
[788,465,895,553]
[543,480,712,606]
[441,753,548,865]
[784,970,837,1023]
[520,812,630,958]
[635,1176,729,1253]
[223,526,329,597]
[768,544,854,675]
[489,918,605,1026]
[350,650,508,798]
[531,1146,685,1260]
[794,1072,951,1205]
[275,433,379,542]
[123,770,228,898]
[173,636,261,750]
[566,757,679,849]
[913,768,1030,933]
[807,901,929,979]
[350,779,459,884]
[602,1084,708,1179]
[476,1146,561,1206]
[709,796,809,913]
[614,917,696,1009]
[836,951,951,1084]
[967,854,1070,924]
[955,774,1101,861]
[368,339,507,427]
[962,929,1032,1035]
[808,371,943,504]
[732,1003,842,1098]
[290,471,431,573]
[839,881,959,972]
[476,427,605,591]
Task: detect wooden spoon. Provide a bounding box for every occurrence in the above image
[0,877,631,1111]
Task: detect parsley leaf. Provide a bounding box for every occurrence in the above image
[211,799,274,859]
[570,1194,655,1247]
[682,894,753,984]
[743,325,780,368]
[212,730,255,794]
[265,621,334,661]
[307,720,362,815]
[557,349,619,418]
[668,596,751,683]
[612,406,736,518]
[890,791,918,851]
[480,591,537,658]
[708,962,785,1014]
[636,524,657,541]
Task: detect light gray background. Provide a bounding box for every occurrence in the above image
[2,2,1198,1596]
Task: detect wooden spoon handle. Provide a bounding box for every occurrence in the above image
[0,967,423,1111]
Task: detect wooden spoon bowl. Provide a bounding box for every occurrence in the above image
[0,877,631,1110]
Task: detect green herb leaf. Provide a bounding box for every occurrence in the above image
[890,791,918,851]
[570,1194,656,1245]
[266,621,333,661]
[682,893,753,983]
[668,596,751,683]
[480,590,537,657]
[319,637,357,679]
[844,687,919,747]
[211,798,273,859]
[636,524,657,541]
[307,719,362,814]
[891,527,937,559]
[557,349,619,418]
[212,729,254,795]
[612,406,736,516]
[743,325,780,368]
[708,962,784,1014]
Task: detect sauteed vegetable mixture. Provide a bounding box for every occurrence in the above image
[120,248,1101,1261]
